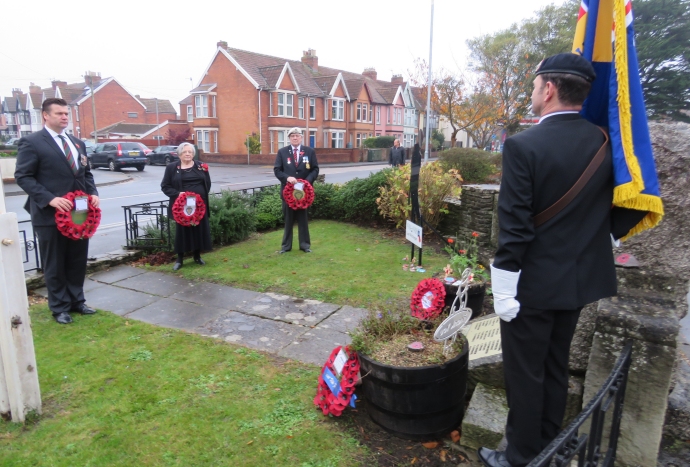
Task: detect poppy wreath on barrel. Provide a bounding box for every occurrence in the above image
[171,192,206,227]
[282,179,315,210]
[314,345,360,417]
[410,278,446,320]
[54,190,102,240]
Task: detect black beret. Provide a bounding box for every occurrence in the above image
[535,53,596,82]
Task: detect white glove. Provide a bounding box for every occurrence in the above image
[491,264,521,322]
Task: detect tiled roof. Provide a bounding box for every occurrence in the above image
[29,93,42,109]
[139,98,176,114]
[3,97,18,111]
[258,65,284,88]
[93,121,158,136]
[179,95,193,105]
[190,84,216,93]
[43,88,56,99]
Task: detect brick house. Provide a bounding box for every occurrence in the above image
[181,42,417,155]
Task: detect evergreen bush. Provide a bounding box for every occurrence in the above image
[254,190,284,231]
[208,190,256,245]
[310,182,342,220]
[439,148,498,183]
[337,169,390,222]
[363,135,396,149]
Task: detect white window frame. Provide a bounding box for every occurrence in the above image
[356,103,362,122]
[356,133,362,148]
[309,98,316,120]
[362,104,368,123]
[387,107,390,124]
[277,130,285,149]
[376,106,380,124]
[298,97,304,119]
[128,112,137,118]
[195,95,208,117]
[212,95,216,118]
[324,99,329,120]
[286,94,294,117]
[330,130,344,148]
[369,105,373,122]
[213,130,218,153]
[331,98,344,121]
[277,93,284,116]
[187,105,193,122]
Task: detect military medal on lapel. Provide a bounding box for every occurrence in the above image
[81,154,88,167]
[287,157,292,165]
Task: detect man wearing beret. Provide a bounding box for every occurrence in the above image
[479,54,645,467]
[273,127,319,253]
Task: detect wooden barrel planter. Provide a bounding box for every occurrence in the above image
[443,281,486,318]
[358,334,469,440]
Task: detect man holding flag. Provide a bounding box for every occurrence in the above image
[481,1,662,465]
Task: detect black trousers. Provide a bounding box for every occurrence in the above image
[500,306,582,467]
[35,226,89,315]
[281,201,310,251]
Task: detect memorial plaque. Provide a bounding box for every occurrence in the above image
[464,316,502,360]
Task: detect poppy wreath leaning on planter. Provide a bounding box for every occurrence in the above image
[282,179,315,210]
[54,190,102,240]
[410,278,447,320]
[171,192,206,227]
[314,345,360,417]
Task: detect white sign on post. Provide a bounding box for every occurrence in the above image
[405,220,423,248]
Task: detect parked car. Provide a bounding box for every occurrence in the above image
[84,140,96,154]
[88,142,148,171]
[5,137,20,146]
[137,143,152,156]
[147,145,179,165]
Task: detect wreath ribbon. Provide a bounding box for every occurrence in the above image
[171,192,206,227]
[283,179,315,210]
[314,345,360,417]
[54,190,101,240]
[410,278,446,320]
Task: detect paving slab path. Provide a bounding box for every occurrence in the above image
[34,264,369,367]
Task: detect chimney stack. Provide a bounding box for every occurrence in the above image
[51,80,67,90]
[84,71,101,85]
[362,68,377,80]
[391,74,404,85]
[301,49,318,71]
[29,83,41,93]
[217,40,228,49]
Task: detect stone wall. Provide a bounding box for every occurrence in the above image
[439,185,499,249]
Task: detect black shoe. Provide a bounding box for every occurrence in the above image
[54,312,73,324]
[194,257,205,265]
[278,250,290,254]
[477,448,513,467]
[302,248,312,253]
[72,304,96,315]
[173,262,183,271]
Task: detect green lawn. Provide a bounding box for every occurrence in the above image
[159,220,447,310]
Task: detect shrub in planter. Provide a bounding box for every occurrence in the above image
[439,147,498,183]
[208,190,256,245]
[377,161,462,229]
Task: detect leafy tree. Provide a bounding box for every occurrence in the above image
[243,132,262,154]
[464,90,502,149]
[634,0,690,121]
[165,127,192,145]
[431,129,445,150]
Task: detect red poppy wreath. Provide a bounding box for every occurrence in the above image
[410,278,446,320]
[55,190,101,240]
[314,345,360,417]
[172,192,206,227]
[283,179,315,210]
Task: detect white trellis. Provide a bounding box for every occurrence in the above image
[0,167,41,422]
[434,268,473,356]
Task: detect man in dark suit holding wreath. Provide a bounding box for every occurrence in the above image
[15,98,99,324]
[479,54,645,467]
[273,127,319,253]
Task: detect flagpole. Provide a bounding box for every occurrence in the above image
[424,0,434,163]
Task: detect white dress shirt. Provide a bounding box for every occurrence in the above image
[45,126,79,168]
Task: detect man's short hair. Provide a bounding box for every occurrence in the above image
[287,127,302,136]
[42,98,68,113]
[538,73,592,106]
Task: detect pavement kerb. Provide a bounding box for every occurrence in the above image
[4,173,134,197]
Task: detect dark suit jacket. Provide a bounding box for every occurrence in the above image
[15,128,98,227]
[389,146,405,166]
[493,114,618,310]
[273,145,319,201]
[161,161,212,219]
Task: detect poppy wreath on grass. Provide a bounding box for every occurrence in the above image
[171,192,206,227]
[282,179,315,210]
[410,278,446,320]
[314,345,360,417]
[55,190,101,240]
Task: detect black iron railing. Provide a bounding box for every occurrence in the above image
[18,220,41,272]
[527,341,634,467]
[122,184,276,250]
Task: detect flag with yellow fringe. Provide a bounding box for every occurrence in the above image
[572,0,663,240]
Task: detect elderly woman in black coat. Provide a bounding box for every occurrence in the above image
[161,142,212,271]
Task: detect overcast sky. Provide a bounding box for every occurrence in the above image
[2,0,562,111]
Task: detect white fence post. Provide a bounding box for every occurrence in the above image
[0,169,42,422]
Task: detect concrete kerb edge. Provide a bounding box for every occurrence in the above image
[3,174,133,197]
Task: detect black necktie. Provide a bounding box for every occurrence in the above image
[58,135,78,174]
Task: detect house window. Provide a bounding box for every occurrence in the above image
[331,99,344,121]
[362,104,368,123]
[324,131,328,146]
[324,100,328,120]
[212,95,216,117]
[277,130,285,149]
[356,103,361,122]
[213,130,218,153]
[270,94,273,115]
[356,133,362,148]
[187,105,193,122]
[330,131,344,148]
[309,98,316,120]
[369,105,373,122]
[196,130,211,152]
[128,112,137,118]
[195,95,208,117]
[286,94,293,117]
[153,135,164,140]
[277,93,284,116]
[376,106,380,124]
[298,97,304,119]
[276,93,294,117]
[387,108,390,124]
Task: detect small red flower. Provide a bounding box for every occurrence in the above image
[459,249,466,254]
[199,163,209,172]
[472,232,479,237]
[447,238,454,244]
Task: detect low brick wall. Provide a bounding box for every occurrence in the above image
[0,157,16,182]
[201,148,363,165]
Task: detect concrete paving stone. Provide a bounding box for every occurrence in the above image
[196,311,309,353]
[88,265,146,284]
[316,305,369,334]
[114,271,195,297]
[170,281,263,310]
[33,287,48,298]
[278,327,351,366]
[127,297,226,331]
[83,278,107,294]
[236,295,339,327]
[83,284,160,316]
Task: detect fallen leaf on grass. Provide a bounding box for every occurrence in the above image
[223,258,228,262]
[246,440,254,445]
[450,430,460,442]
[274,388,281,391]
[125,321,130,326]
[292,271,296,274]
[411,457,417,464]
[440,450,447,462]
[422,441,439,449]
[242,264,249,269]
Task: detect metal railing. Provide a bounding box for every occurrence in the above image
[122,184,276,251]
[527,341,634,467]
[18,220,41,272]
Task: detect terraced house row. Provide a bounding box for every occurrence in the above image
[179,42,433,155]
